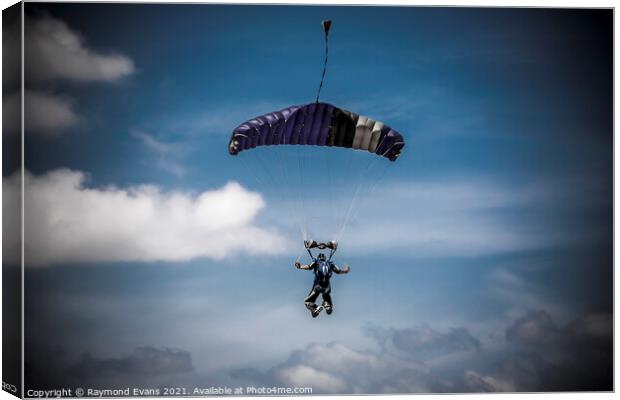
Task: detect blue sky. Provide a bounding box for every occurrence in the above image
[11,4,612,393]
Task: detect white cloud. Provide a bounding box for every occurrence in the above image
[270,175,609,258]
[156,160,187,178]
[132,131,173,155]
[267,342,436,394]
[153,100,287,137]
[9,15,136,136]
[463,369,513,392]
[23,90,78,132]
[4,169,288,266]
[132,131,187,177]
[276,365,347,393]
[26,15,134,82]
[486,266,574,327]
[489,268,551,316]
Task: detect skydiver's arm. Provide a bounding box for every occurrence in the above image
[295,261,317,270]
[332,263,350,274]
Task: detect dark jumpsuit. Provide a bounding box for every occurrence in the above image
[304,259,342,311]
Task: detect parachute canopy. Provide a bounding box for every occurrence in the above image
[228,102,405,161]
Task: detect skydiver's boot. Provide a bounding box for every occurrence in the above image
[323,300,332,315]
[305,302,322,318]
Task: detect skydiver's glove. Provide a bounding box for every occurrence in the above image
[295,262,302,269]
[343,265,350,273]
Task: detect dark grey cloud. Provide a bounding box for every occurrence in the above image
[25,345,195,390]
[392,325,480,358]
[506,309,613,352]
[363,322,480,360]
[70,347,193,378]
[25,311,612,393]
[230,311,611,394]
[467,310,613,392]
[506,309,559,345]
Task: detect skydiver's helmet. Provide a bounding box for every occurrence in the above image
[317,253,326,261]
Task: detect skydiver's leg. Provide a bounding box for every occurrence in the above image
[304,288,320,311]
[322,291,333,315]
[304,288,323,318]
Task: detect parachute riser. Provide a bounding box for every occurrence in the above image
[304,239,338,261]
[328,247,336,261]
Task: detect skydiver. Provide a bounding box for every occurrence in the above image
[295,252,350,318]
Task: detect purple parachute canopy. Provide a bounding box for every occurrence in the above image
[228,102,405,161]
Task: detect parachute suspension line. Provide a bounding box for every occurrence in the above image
[270,125,300,239]
[345,159,390,235]
[254,149,280,199]
[253,133,278,190]
[337,161,374,241]
[296,144,308,241]
[239,151,267,190]
[276,146,303,240]
[248,130,292,230]
[315,20,331,103]
[336,171,364,242]
[336,156,379,242]
[294,145,303,240]
[325,146,336,231]
[336,147,355,237]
